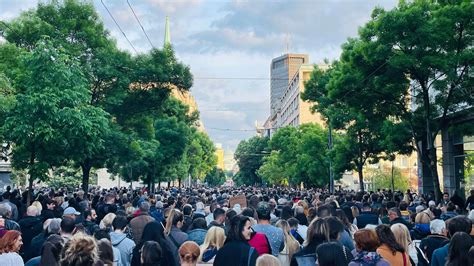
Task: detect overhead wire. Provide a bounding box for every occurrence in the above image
[126,0,155,49]
[100,0,138,54]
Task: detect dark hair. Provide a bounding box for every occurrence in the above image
[316,242,349,266]
[287,217,300,228]
[94,229,111,241]
[324,216,345,240]
[191,217,207,230]
[112,215,128,230]
[280,205,293,220]
[40,234,64,266]
[446,232,472,266]
[183,204,193,216]
[60,218,76,234]
[97,239,114,265]
[226,209,237,221]
[317,204,333,218]
[446,216,472,238]
[295,213,308,226]
[306,218,330,246]
[375,224,405,254]
[362,202,371,210]
[213,208,225,220]
[446,202,456,212]
[227,215,251,242]
[141,222,166,243]
[141,241,162,266]
[256,202,271,220]
[241,207,255,218]
[335,209,351,227]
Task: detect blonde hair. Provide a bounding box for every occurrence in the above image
[60,233,98,266]
[275,220,300,261]
[390,223,412,252]
[415,211,431,224]
[297,200,309,216]
[256,254,282,266]
[31,201,43,213]
[199,227,225,261]
[99,213,116,230]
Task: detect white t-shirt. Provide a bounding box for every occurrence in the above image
[0,252,24,266]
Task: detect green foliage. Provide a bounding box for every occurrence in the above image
[205,167,226,186]
[234,136,269,185]
[367,167,409,192]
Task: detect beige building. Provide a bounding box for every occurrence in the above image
[215,143,225,170]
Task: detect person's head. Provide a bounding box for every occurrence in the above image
[443,192,449,201]
[256,254,281,266]
[183,204,193,216]
[445,215,472,238]
[280,205,293,220]
[112,215,128,232]
[227,215,252,242]
[39,234,64,266]
[375,224,405,254]
[317,204,333,218]
[287,217,300,230]
[0,203,12,219]
[415,211,431,224]
[388,207,400,221]
[275,219,291,234]
[305,218,330,247]
[139,201,150,213]
[166,209,184,233]
[63,207,80,220]
[141,241,162,266]
[324,216,345,240]
[430,219,446,235]
[361,202,371,211]
[179,241,200,265]
[241,207,255,218]
[256,202,271,221]
[354,229,380,252]
[96,239,114,265]
[213,208,226,224]
[27,205,40,217]
[93,229,111,241]
[47,218,62,235]
[390,223,412,252]
[61,217,76,235]
[201,226,226,251]
[316,242,349,266]
[446,232,473,266]
[84,209,97,222]
[0,230,22,253]
[99,213,116,230]
[60,233,98,266]
[191,217,207,230]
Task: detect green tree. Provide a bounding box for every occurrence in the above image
[205,167,226,186]
[257,151,289,185]
[368,167,409,192]
[341,0,473,200]
[235,136,269,185]
[2,40,95,203]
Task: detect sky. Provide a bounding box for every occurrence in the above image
[0,0,399,153]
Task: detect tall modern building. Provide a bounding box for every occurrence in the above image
[270,54,308,117]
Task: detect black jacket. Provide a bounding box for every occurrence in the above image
[19,216,43,255]
[214,241,258,266]
[356,211,379,229]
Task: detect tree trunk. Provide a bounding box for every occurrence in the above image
[428,146,442,202]
[81,163,92,193]
[178,178,181,188]
[167,181,170,189]
[27,150,36,206]
[357,164,364,192]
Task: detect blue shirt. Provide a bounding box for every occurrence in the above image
[253,223,284,257]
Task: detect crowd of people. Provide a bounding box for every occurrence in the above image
[0,185,473,266]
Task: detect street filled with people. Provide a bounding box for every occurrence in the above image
[0,186,473,266]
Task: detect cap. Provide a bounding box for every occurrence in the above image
[63,207,80,216]
[416,205,426,213]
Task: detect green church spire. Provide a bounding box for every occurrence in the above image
[164,16,171,48]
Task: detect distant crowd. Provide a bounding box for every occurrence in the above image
[0,185,473,266]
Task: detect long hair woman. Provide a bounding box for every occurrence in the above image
[141,241,162,266]
[60,233,100,266]
[391,223,417,265]
[445,232,472,266]
[0,230,23,265]
[213,215,258,266]
[199,226,226,264]
[290,218,330,266]
[375,224,409,266]
[275,220,300,266]
[131,222,179,266]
